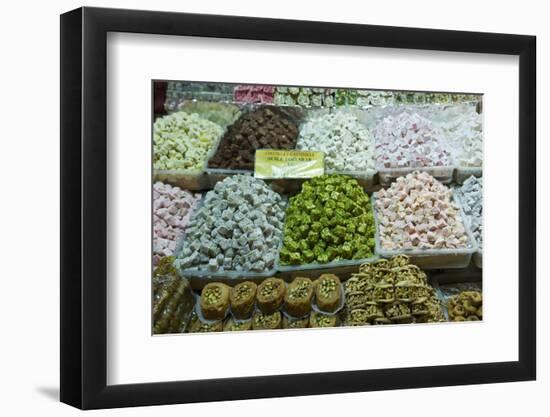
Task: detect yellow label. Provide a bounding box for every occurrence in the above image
[254,149,325,179]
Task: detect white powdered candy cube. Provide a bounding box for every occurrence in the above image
[296,112,376,173]
[174,175,285,273]
[455,176,483,248]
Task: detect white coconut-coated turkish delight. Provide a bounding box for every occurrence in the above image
[296,112,376,173]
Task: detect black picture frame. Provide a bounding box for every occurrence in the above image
[60,6,536,410]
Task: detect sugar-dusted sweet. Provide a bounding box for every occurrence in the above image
[374,171,469,250]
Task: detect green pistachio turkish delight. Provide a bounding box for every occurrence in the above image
[279,174,375,265]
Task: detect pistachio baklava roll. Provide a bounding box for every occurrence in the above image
[282,315,310,329]
[314,274,342,313]
[200,282,230,320]
[189,317,223,333]
[230,281,257,319]
[223,317,252,332]
[284,277,314,317]
[252,310,282,330]
[310,311,339,328]
[257,278,286,314]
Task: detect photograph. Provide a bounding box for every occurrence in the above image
[56,5,537,409]
[152,81,484,334]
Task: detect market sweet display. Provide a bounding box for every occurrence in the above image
[373,111,451,169]
[375,171,469,250]
[167,256,453,333]
[279,174,376,265]
[455,176,483,248]
[152,82,483,336]
[153,111,223,171]
[153,182,201,265]
[296,112,376,173]
[342,256,445,325]
[174,175,286,273]
[163,82,480,111]
[186,273,345,332]
[207,107,300,170]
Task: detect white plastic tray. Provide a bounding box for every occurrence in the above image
[455,166,482,184]
[473,251,482,269]
[377,165,455,186]
[278,255,379,280]
[172,194,286,287]
[153,169,212,191]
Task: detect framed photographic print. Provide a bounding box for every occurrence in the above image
[60,6,536,410]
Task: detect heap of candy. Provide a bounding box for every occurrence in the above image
[153,111,223,171]
[207,107,299,170]
[342,255,445,325]
[375,172,469,250]
[280,175,375,265]
[373,111,451,169]
[273,86,336,107]
[153,182,201,265]
[388,92,480,105]
[296,112,376,173]
[175,175,285,273]
[449,106,483,167]
[420,103,482,167]
[177,101,242,129]
[455,176,483,248]
[233,85,275,103]
[356,90,396,106]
